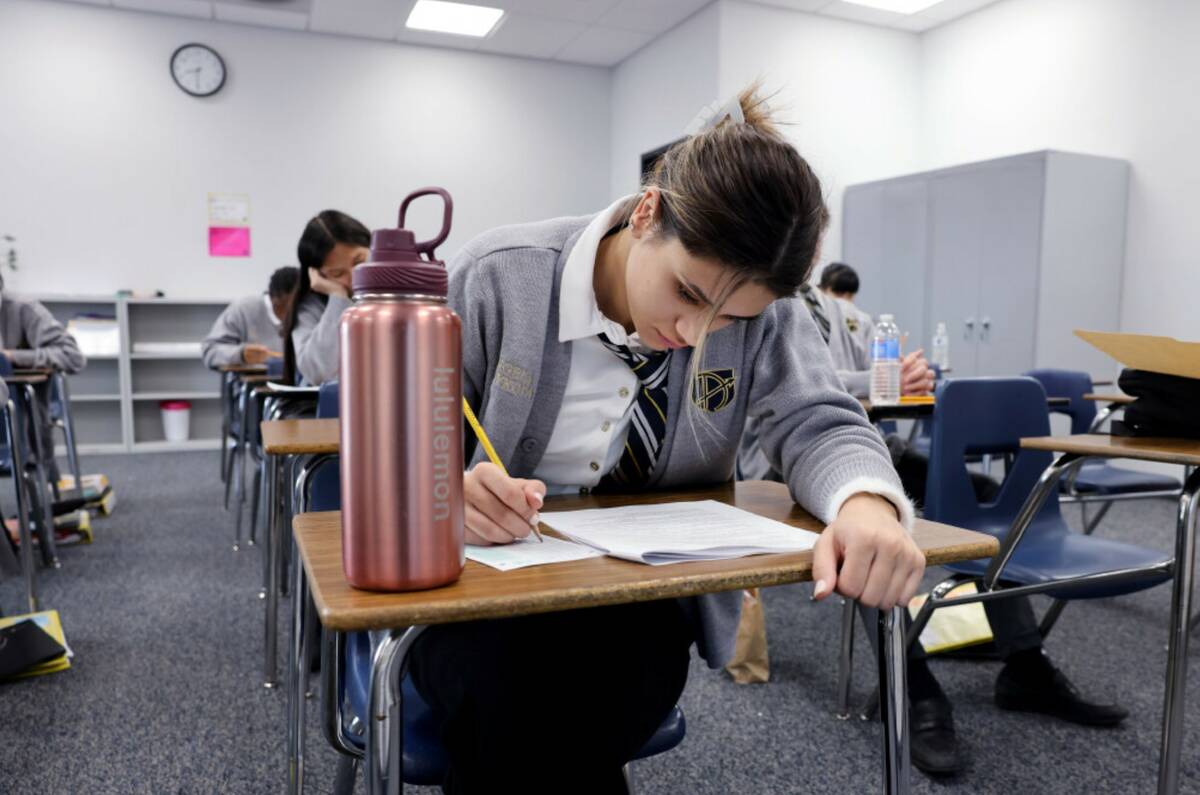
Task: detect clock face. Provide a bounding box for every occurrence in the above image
[170,43,226,97]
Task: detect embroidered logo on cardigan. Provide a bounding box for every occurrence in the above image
[845,316,859,333]
[494,359,534,399]
[692,368,736,413]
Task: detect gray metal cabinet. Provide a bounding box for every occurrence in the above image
[842,150,1128,379]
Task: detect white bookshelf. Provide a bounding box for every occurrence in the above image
[36,294,229,454]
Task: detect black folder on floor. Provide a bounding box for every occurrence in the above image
[0,620,67,681]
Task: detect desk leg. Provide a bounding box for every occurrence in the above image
[288,536,309,795]
[264,452,288,689]
[1157,469,1200,794]
[368,626,428,795]
[234,382,251,551]
[260,453,277,601]
[877,606,910,795]
[5,403,37,612]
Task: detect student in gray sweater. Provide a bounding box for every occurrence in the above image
[0,291,86,483]
[408,88,926,793]
[201,266,298,369]
[282,210,370,385]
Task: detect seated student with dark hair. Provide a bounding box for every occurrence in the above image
[819,262,873,351]
[741,284,1127,778]
[202,266,299,369]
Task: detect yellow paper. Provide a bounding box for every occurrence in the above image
[907,582,993,654]
[1075,330,1200,380]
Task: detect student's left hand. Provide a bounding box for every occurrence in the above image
[900,350,935,396]
[811,493,924,610]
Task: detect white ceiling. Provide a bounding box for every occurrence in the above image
[59,0,1006,66]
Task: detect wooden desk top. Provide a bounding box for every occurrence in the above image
[218,364,268,374]
[261,418,339,455]
[295,481,999,632]
[1083,392,1135,405]
[1021,434,1200,466]
[4,373,49,385]
[239,374,273,385]
[860,399,934,422]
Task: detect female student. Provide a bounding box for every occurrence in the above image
[0,289,85,483]
[410,89,926,794]
[281,210,370,385]
[201,266,298,369]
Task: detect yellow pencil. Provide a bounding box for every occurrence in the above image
[462,397,543,542]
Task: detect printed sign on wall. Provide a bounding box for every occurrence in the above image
[208,193,251,257]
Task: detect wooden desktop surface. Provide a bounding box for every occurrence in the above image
[219,363,268,374]
[1083,392,1134,405]
[1021,434,1200,466]
[261,418,339,456]
[3,373,49,385]
[295,481,999,632]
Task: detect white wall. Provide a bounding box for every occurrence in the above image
[609,4,720,199]
[718,1,922,266]
[0,0,611,299]
[920,0,1200,340]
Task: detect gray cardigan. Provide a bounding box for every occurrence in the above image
[0,296,85,373]
[449,213,909,667]
[292,292,350,385]
[201,294,284,369]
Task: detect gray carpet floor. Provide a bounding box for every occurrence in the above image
[1,451,1198,794]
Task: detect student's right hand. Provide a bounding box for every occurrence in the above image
[242,343,271,365]
[308,266,350,300]
[900,349,935,396]
[463,462,546,546]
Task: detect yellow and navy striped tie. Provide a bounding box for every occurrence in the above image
[596,332,671,489]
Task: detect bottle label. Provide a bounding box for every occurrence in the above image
[871,339,900,360]
[431,366,456,522]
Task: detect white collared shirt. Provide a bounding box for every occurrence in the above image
[532,197,643,495]
[264,294,281,329]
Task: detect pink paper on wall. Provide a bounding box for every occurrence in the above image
[209,226,251,257]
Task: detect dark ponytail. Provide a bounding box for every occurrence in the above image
[282,210,371,385]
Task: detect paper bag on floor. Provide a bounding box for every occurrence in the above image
[725,588,769,684]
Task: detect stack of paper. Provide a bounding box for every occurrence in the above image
[542,500,819,566]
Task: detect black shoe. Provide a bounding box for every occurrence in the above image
[995,657,1128,727]
[910,695,966,776]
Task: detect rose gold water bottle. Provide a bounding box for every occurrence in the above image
[339,188,464,591]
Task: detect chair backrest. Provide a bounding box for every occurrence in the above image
[925,377,1063,535]
[310,380,341,512]
[0,356,12,378]
[266,357,284,378]
[1025,368,1096,435]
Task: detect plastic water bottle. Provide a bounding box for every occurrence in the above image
[870,314,901,405]
[931,321,950,371]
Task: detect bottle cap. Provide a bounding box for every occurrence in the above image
[353,188,453,297]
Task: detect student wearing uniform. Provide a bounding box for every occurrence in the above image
[409,89,926,794]
[201,266,298,369]
[819,262,873,351]
[0,290,85,482]
[745,286,1128,777]
[282,210,370,385]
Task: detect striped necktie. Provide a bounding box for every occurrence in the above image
[799,284,832,344]
[596,333,671,489]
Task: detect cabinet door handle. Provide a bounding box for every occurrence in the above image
[964,317,975,340]
[980,316,991,342]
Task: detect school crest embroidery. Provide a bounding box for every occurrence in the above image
[692,368,736,413]
[845,316,859,333]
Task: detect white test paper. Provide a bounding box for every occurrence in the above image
[539,499,820,565]
[465,535,605,572]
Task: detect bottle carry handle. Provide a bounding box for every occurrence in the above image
[399,187,453,261]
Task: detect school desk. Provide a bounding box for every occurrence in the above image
[258,417,333,688]
[218,363,267,487]
[289,480,999,795]
[1017,434,1200,794]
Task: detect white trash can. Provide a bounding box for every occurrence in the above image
[160,400,191,442]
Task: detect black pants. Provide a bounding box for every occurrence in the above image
[886,435,1042,659]
[409,599,694,795]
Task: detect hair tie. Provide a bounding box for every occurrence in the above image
[684,94,746,136]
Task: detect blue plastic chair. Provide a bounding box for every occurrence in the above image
[922,377,1171,607]
[1025,369,1180,506]
[312,380,685,790]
